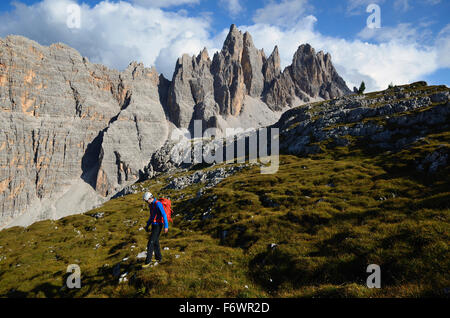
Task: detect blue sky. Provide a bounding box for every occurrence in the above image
[0,0,448,91]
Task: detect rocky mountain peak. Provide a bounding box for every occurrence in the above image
[0,24,353,228]
[295,43,314,56]
[242,30,265,97]
[243,31,254,47]
[263,42,351,109]
[125,61,160,84]
[270,45,280,62]
[170,25,351,127]
[287,43,351,100]
[197,47,210,63]
[262,45,281,90]
[222,24,244,61]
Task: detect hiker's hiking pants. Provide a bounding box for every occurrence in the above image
[146,223,163,264]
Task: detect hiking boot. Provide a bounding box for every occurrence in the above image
[141,263,151,269]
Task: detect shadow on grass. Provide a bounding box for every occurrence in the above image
[2,259,146,298]
[248,244,371,293]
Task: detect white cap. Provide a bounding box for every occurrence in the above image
[143,192,153,201]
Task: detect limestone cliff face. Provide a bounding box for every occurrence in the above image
[0,25,351,228]
[288,44,351,100]
[94,62,169,197]
[210,24,247,117]
[167,25,351,130]
[273,82,449,159]
[167,49,216,129]
[263,44,351,110]
[0,36,168,227]
[241,31,265,98]
[262,46,281,92]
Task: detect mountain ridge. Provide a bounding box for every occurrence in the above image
[0,82,448,297]
[0,25,351,228]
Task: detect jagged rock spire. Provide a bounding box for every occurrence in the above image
[288,43,351,100]
[222,24,244,61]
[263,43,351,108]
[0,27,353,228]
[167,25,351,123]
[263,45,281,90]
[242,31,265,97]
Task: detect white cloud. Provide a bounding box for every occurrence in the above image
[357,23,432,44]
[436,24,450,68]
[129,0,200,8]
[220,0,243,16]
[423,0,441,4]
[394,0,410,11]
[346,0,385,15]
[0,0,446,92]
[322,38,438,91]
[239,16,441,91]
[252,0,311,27]
[0,0,214,78]
[240,16,318,68]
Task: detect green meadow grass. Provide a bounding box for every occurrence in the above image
[0,84,449,297]
[0,140,448,297]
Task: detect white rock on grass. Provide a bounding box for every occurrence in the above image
[119,277,128,284]
[93,212,104,219]
[137,251,147,259]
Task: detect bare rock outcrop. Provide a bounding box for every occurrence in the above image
[288,44,351,100]
[0,36,119,226]
[167,25,351,131]
[262,46,281,92]
[94,62,169,197]
[167,49,216,128]
[241,31,265,98]
[0,24,352,228]
[211,24,247,117]
[0,36,169,227]
[263,44,351,110]
[273,82,449,157]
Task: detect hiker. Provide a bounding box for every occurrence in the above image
[142,192,169,268]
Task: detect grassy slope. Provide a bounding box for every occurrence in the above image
[0,86,449,298]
